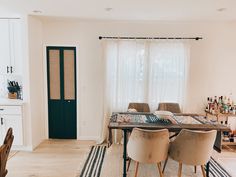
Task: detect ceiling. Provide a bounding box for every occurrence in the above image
[1,0,236,21]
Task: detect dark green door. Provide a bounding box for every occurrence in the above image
[47,46,77,139]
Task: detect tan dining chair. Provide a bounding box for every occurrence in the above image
[128,103,150,112]
[167,129,217,177]
[157,102,181,113]
[126,103,150,170]
[0,128,14,177]
[127,128,169,177]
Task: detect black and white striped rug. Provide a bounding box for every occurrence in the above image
[209,157,231,177]
[80,146,106,177]
[80,145,231,177]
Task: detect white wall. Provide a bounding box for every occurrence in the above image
[21,15,33,150]
[27,16,45,149]
[39,18,236,140]
[0,6,20,18]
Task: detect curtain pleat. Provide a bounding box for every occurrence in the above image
[100,40,190,143]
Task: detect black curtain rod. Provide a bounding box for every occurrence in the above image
[99,36,202,40]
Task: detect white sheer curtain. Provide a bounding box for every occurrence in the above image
[147,41,189,110]
[100,39,189,143]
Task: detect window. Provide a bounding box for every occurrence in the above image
[103,40,189,112]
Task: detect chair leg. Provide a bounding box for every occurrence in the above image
[194,166,197,173]
[134,161,139,177]
[178,162,182,177]
[162,157,168,173]
[157,162,163,177]
[201,165,206,177]
[127,158,131,172]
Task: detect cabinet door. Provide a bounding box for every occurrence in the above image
[0,121,4,144]
[9,19,22,75]
[0,19,11,74]
[1,115,23,146]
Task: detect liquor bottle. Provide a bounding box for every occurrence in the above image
[213,96,218,113]
[233,107,236,115]
[206,97,210,111]
[230,107,233,114]
[225,107,229,114]
[223,96,227,104]
[212,108,215,115]
[214,96,217,104]
[218,97,223,113]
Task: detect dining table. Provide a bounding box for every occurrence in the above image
[108,112,230,177]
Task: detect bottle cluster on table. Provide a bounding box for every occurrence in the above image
[206,96,236,115]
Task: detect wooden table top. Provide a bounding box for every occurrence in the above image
[108,112,230,132]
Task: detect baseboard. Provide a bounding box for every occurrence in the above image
[12,145,33,151]
[77,136,100,141]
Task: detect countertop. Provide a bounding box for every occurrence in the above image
[0,98,24,105]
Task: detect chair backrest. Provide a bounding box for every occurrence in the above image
[127,128,169,163]
[157,102,181,113]
[169,129,217,166]
[0,128,14,177]
[128,103,150,112]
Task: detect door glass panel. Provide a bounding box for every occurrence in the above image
[63,50,75,100]
[49,49,61,100]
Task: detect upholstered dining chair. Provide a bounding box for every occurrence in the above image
[0,128,14,177]
[126,103,150,171]
[157,102,181,113]
[167,129,217,177]
[128,103,150,112]
[127,128,169,177]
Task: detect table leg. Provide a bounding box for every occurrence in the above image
[206,161,210,177]
[123,129,127,177]
[108,128,113,147]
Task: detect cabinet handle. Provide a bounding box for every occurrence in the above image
[10,66,13,73]
[0,109,4,111]
[7,66,9,73]
[1,118,3,125]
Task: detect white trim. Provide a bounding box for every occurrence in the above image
[77,136,100,141]
[42,44,48,139]
[12,145,33,151]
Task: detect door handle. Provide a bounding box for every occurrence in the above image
[7,66,9,73]
[10,66,13,73]
[1,118,3,125]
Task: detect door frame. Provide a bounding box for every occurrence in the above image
[43,45,79,139]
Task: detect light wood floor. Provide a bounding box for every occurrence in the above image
[7,140,96,177]
[7,140,236,177]
[212,145,236,176]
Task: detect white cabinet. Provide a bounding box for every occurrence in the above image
[0,19,22,75]
[0,20,11,74]
[9,19,22,75]
[0,105,23,146]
